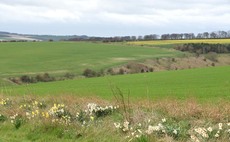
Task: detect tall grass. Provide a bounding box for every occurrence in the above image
[0,95,229,142]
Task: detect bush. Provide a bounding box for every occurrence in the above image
[149,67,154,72]
[20,75,32,83]
[36,73,55,82]
[64,73,75,79]
[83,69,97,77]
[107,68,115,75]
[118,68,125,75]
[205,52,218,62]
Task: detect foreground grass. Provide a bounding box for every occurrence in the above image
[2,66,230,102]
[0,95,229,142]
[0,41,179,85]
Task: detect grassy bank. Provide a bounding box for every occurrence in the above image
[2,66,230,102]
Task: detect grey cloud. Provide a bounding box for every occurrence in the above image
[0,0,230,36]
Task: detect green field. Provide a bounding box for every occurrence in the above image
[1,40,230,101]
[2,66,230,101]
[1,40,230,142]
[0,41,180,85]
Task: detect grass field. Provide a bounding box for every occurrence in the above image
[2,65,230,102]
[128,39,230,48]
[1,40,230,141]
[0,41,180,85]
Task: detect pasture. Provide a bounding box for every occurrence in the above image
[2,66,230,102]
[0,40,230,142]
[0,41,180,85]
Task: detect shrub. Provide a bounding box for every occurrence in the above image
[205,52,218,62]
[36,73,55,82]
[107,68,115,75]
[20,75,32,83]
[64,73,75,79]
[119,68,125,75]
[149,67,154,72]
[83,68,97,78]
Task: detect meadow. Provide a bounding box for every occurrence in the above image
[1,65,230,102]
[0,40,230,141]
[0,41,180,85]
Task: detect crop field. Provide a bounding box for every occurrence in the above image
[128,39,230,48]
[2,65,230,102]
[0,66,230,141]
[0,40,230,142]
[0,41,180,85]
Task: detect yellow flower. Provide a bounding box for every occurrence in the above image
[34,101,38,105]
[45,112,49,118]
[90,116,94,121]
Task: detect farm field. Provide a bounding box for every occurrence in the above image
[0,41,180,85]
[128,39,230,48]
[0,40,230,142]
[2,65,230,102]
[0,66,230,142]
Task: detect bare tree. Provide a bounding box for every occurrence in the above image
[203,32,209,39]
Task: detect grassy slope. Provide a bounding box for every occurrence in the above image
[0,41,179,84]
[3,66,230,101]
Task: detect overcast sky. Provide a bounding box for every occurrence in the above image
[1,0,230,36]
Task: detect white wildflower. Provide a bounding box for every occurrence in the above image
[162,118,166,123]
[138,123,142,127]
[207,127,213,132]
[122,121,129,132]
[173,129,177,135]
[215,133,219,138]
[218,123,223,130]
[158,123,164,129]
[191,135,196,140]
[114,122,121,129]
[131,132,135,136]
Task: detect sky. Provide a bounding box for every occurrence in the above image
[0,0,230,36]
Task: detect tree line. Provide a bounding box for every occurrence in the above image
[1,30,230,42]
[67,30,230,42]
